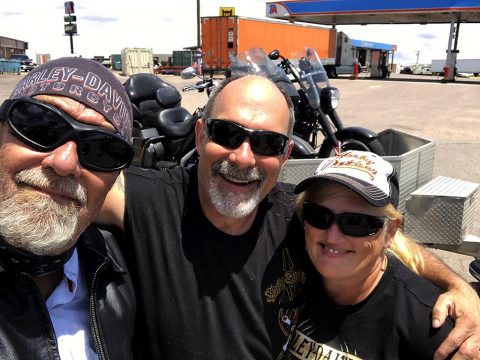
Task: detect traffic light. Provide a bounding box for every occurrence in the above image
[64,2,77,35]
[64,1,75,14]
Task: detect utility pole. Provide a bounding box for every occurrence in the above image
[415,50,421,64]
[197,0,201,48]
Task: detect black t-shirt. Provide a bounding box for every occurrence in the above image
[281,256,454,360]
[121,165,309,359]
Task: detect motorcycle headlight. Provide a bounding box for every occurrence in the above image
[320,87,340,112]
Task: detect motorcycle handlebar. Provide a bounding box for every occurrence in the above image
[182,82,213,92]
[279,59,305,90]
[182,85,197,92]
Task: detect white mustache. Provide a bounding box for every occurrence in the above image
[212,160,265,182]
[14,168,87,205]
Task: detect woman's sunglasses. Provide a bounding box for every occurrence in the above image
[302,202,388,237]
[205,118,289,156]
[0,97,133,172]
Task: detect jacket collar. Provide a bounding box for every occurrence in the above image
[77,225,126,274]
[0,226,126,275]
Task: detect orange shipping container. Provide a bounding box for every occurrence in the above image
[201,16,337,70]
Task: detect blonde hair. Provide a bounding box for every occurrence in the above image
[383,204,424,274]
[295,181,424,274]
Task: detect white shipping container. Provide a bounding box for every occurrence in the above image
[121,48,154,76]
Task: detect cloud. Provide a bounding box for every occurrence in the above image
[81,15,118,23]
[158,17,173,23]
[418,33,437,40]
[0,11,23,16]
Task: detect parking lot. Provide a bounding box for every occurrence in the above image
[1,71,479,281]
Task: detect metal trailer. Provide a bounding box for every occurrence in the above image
[279,128,480,249]
[201,16,336,73]
[279,128,435,212]
[431,58,480,76]
[200,16,396,78]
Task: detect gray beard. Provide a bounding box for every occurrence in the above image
[0,169,87,256]
[208,160,264,219]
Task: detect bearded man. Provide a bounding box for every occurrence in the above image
[0,57,135,360]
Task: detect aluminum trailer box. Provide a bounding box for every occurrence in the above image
[278,129,435,212]
[404,177,479,245]
[201,16,336,71]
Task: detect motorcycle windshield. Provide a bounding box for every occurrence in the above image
[230,47,298,98]
[293,48,330,110]
[231,47,330,110]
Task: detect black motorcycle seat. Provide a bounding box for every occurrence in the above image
[138,99,163,114]
[124,73,175,103]
[145,107,195,138]
[137,95,181,128]
[155,87,182,108]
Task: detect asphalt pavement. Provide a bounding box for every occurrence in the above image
[1,70,479,282]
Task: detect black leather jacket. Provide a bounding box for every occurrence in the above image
[0,226,136,360]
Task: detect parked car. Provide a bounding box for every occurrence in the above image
[10,54,36,72]
[457,72,474,78]
[399,66,413,74]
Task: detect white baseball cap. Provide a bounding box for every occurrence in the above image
[294,150,399,208]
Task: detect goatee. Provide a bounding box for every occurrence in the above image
[209,160,265,218]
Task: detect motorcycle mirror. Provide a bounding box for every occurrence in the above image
[469,259,480,282]
[180,67,197,79]
[268,50,280,61]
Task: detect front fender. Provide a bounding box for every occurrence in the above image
[290,134,315,157]
[334,126,378,142]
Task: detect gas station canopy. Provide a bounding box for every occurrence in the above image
[351,39,395,52]
[265,0,480,25]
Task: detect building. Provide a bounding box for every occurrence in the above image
[0,36,28,58]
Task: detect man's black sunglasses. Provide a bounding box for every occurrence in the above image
[205,118,289,156]
[302,202,388,237]
[0,97,133,172]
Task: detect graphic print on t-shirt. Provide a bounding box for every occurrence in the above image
[264,248,306,337]
[285,327,362,360]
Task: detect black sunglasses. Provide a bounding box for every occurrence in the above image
[0,97,133,172]
[302,202,388,237]
[205,118,289,156]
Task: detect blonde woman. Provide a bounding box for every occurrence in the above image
[283,150,453,360]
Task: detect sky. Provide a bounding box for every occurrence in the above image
[1,0,480,65]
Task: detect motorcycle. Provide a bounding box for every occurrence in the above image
[469,258,480,294]
[125,47,383,170]
[230,47,385,158]
[124,73,215,169]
